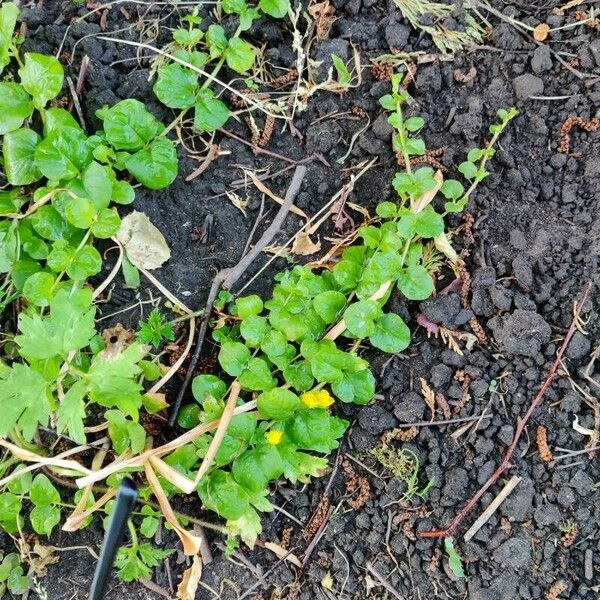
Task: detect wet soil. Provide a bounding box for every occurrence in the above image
[8,0,600,598]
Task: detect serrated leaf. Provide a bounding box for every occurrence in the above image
[56,380,87,444]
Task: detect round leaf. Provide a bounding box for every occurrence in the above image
[91,208,121,239]
[22,271,55,306]
[153,63,198,109]
[313,290,346,324]
[370,312,411,353]
[125,137,178,190]
[218,341,251,376]
[30,504,61,536]
[397,266,434,301]
[2,127,42,185]
[65,196,97,229]
[235,294,263,319]
[192,374,227,403]
[256,387,300,420]
[343,299,380,338]
[194,88,230,132]
[67,245,102,280]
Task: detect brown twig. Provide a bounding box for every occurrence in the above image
[420,282,593,538]
[168,166,307,425]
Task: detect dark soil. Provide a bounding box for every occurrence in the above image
[10,0,600,599]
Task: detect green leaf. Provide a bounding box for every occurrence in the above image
[192,374,227,403]
[30,504,61,536]
[397,206,444,239]
[137,308,174,348]
[219,341,251,376]
[0,493,22,533]
[0,364,51,440]
[106,410,146,454]
[30,205,75,241]
[112,179,135,205]
[444,537,466,579]
[173,28,203,46]
[397,265,434,300]
[313,290,346,324]
[43,107,80,135]
[440,179,464,200]
[86,343,146,418]
[259,0,289,18]
[0,83,34,134]
[343,300,380,338]
[238,357,276,391]
[222,0,247,13]
[376,201,398,218]
[7,466,32,495]
[30,474,61,506]
[3,127,42,185]
[56,380,87,444]
[18,52,64,109]
[177,404,200,429]
[232,445,284,492]
[370,312,410,353]
[286,409,348,452]
[82,161,114,208]
[91,208,121,238]
[198,469,250,520]
[331,367,375,404]
[0,2,19,76]
[22,271,55,306]
[331,54,351,85]
[235,294,263,319]
[206,25,228,58]
[68,245,102,280]
[240,315,269,347]
[256,387,300,420]
[404,116,425,132]
[458,160,477,179]
[332,259,361,290]
[97,99,164,151]
[34,127,92,180]
[64,196,97,228]
[125,137,178,189]
[153,63,198,109]
[282,360,314,392]
[260,329,288,358]
[16,287,96,359]
[194,88,230,132]
[225,37,256,73]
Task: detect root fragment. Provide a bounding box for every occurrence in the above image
[453,66,477,83]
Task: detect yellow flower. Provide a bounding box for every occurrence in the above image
[266,430,284,445]
[300,389,334,409]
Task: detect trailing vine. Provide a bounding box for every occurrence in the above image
[0,0,519,590]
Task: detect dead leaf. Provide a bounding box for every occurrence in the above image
[533,23,550,41]
[434,231,458,265]
[116,211,171,270]
[264,542,302,567]
[176,555,202,600]
[291,231,321,255]
[225,190,248,216]
[20,542,59,577]
[419,378,436,419]
[412,170,443,213]
[308,1,337,40]
[100,323,134,360]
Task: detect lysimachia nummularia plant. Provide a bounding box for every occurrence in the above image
[152,0,289,133]
[0,0,518,585]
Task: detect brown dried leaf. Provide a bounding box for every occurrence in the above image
[264,541,303,567]
[177,555,203,600]
[308,1,337,40]
[291,231,321,256]
[116,211,171,270]
[533,23,550,41]
[100,323,134,359]
[419,377,436,419]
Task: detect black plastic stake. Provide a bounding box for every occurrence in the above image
[89,479,138,600]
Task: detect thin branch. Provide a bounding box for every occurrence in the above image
[420,282,593,538]
[168,165,307,425]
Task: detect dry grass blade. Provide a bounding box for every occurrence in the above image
[244,169,309,220]
[177,555,203,600]
[63,489,117,532]
[264,542,302,567]
[145,461,202,556]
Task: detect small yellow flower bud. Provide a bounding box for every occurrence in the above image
[266,430,283,445]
